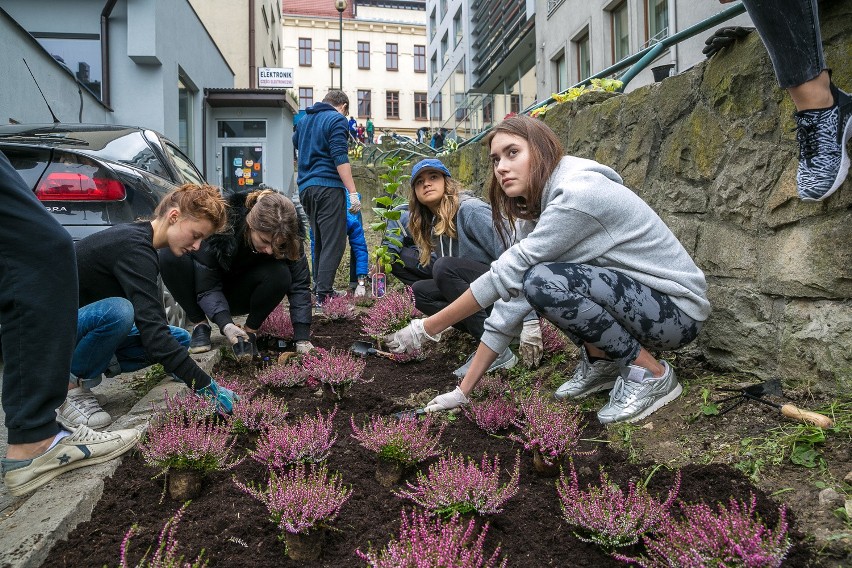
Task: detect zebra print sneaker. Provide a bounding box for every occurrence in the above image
[794,83,852,202]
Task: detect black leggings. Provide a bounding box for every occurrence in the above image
[413,256,491,340]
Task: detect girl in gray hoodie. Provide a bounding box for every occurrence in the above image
[386,116,710,424]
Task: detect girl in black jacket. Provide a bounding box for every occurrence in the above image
[160,189,313,357]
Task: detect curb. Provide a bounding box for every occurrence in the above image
[0,337,225,568]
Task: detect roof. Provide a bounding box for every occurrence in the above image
[204,88,298,113]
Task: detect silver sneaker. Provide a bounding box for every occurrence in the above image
[597,360,682,424]
[555,348,620,399]
[453,347,517,378]
[57,387,113,430]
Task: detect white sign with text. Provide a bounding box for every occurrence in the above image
[258,67,293,88]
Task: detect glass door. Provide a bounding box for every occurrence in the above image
[219,143,265,193]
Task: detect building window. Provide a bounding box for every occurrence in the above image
[357,42,370,69]
[271,41,276,63]
[430,54,438,82]
[357,90,371,118]
[386,43,398,71]
[262,5,269,30]
[429,9,436,40]
[178,77,193,157]
[431,93,442,121]
[299,38,312,66]
[510,94,520,115]
[386,91,400,118]
[299,87,313,110]
[414,92,428,120]
[414,45,426,73]
[453,10,463,46]
[574,30,590,82]
[440,0,448,19]
[329,39,341,67]
[647,0,668,43]
[612,2,629,62]
[33,34,103,100]
[483,97,493,124]
[441,33,449,66]
[553,52,567,92]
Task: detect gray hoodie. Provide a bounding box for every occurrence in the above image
[470,156,711,354]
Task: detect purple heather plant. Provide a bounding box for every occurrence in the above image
[470,375,511,400]
[139,411,243,475]
[616,494,791,568]
[350,414,446,467]
[540,318,568,355]
[251,407,339,469]
[556,465,681,549]
[235,463,351,535]
[319,293,357,320]
[255,360,306,388]
[301,347,367,398]
[159,391,218,424]
[231,393,289,435]
[394,451,521,517]
[258,303,294,339]
[120,503,207,568]
[356,509,508,568]
[360,286,421,340]
[464,396,518,434]
[509,394,588,466]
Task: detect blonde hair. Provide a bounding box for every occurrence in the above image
[154,184,228,233]
[243,189,301,260]
[408,176,464,266]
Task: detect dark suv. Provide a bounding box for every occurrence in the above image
[0,123,206,328]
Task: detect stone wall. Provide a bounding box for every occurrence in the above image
[353,1,852,394]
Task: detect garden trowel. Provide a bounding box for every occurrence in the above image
[715,379,834,428]
[350,340,394,359]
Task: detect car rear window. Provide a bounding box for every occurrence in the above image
[79,130,170,180]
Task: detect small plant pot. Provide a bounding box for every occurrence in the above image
[532,450,563,477]
[375,458,406,487]
[168,469,203,500]
[284,529,324,561]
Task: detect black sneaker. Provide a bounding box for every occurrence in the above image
[189,323,212,354]
[794,83,852,201]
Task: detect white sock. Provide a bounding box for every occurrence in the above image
[47,430,72,450]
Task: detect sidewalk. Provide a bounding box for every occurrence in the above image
[0,328,231,568]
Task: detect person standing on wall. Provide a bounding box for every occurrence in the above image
[293,90,362,305]
[366,117,375,144]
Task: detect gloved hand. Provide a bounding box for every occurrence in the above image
[196,379,240,415]
[702,26,754,59]
[519,319,544,368]
[385,318,443,353]
[295,340,315,354]
[222,323,249,345]
[348,192,361,213]
[424,386,469,413]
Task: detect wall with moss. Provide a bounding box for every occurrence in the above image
[354,1,852,394]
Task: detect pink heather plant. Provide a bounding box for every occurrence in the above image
[356,509,508,568]
[302,347,367,397]
[235,463,351,535]
[350,414,446,467]
[213,374,259,399]
[556,465,681,549]
[540,318,568,355]
[258,303,294,339]
[159,391,217,424]
[464,396,518,434]
[616,494,791,568]
[255,360,306,388]
[120,503,207,568]
[394,451,520,517]
[231,393,289,435]
[361,286,421,339]
[251,407,338,469]
[509,394,588,466]
[140,412,243,475]
[470,375,511,399]
[319,293,357,321]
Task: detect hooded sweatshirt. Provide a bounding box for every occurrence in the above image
[293,102,349,191]
[470,156,711,355]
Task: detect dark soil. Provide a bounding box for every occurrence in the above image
[46,318,817,567]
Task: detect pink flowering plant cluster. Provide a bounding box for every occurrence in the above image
[509,394,588,466]
[356,509,508,568]
[255,360,306,388]
[258,303,294,339]
[120,503,207,568]
[394,451,520,517]
[159,391,217,424]
[556,465,681,549]
[350,414,446,467]
[319,293,357,321]
[140,411,242,476]
[464,396,518,434]
[616,494,791,567]
[360,286,421,339]
[470,375,511,399]
[251,407,338,469]
[301,347,367,397]
[230,393,289,435]
[235,463,351,535]
[539,318,568,356]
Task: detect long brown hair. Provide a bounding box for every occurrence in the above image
[484,115,563,247]
[154,184,228,233]
[244,189,301,260]
[408,175,465,266]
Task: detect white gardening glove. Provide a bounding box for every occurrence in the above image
[348,192,361,213]
[424,386,469,413]
[354,277,367,298]
[519,319,544,367]
[222,323,250,345]
[295,340,315,354]
[384,318,443,353]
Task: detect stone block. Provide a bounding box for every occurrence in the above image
[695,222,758,279]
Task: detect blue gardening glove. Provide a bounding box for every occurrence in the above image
[196,379,239,415]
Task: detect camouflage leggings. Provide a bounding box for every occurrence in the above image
[523,263,702,366]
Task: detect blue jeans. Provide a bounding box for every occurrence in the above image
[741,0,826,88]
[72,297,190,389]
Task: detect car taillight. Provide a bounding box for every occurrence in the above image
[36,172,126,201]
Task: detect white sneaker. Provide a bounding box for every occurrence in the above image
[453,347,517,378]
[555,347,621,399]
[596,360,682,424]
[57,387,113,430]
